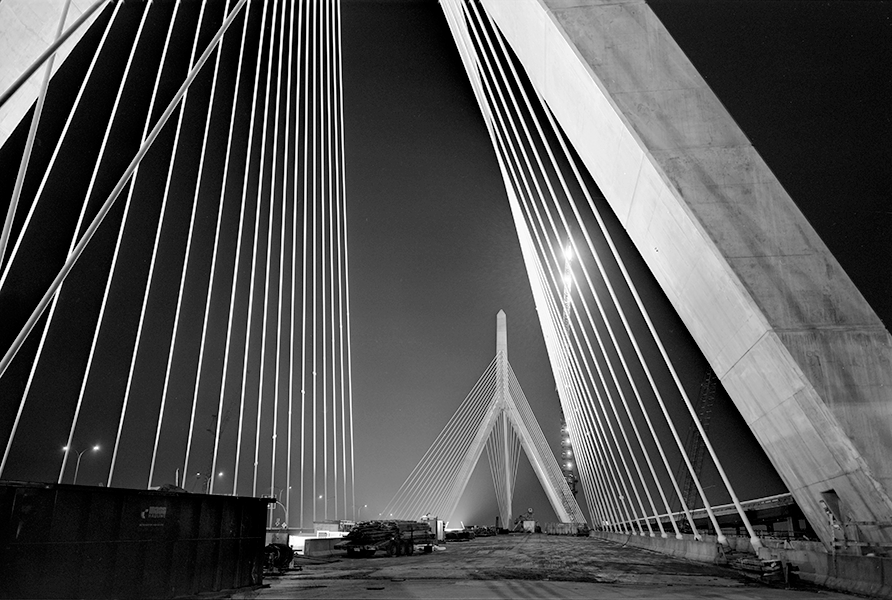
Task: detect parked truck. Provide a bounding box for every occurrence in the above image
[335,520,435,557]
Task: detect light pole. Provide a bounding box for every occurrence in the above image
[190,471,223,493]
[355,503,367,522]
[267,487,291,528]
[207,472,223,494]
[271,500,288,528]
[63,444,99,485]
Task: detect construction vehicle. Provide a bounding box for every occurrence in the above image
[335,520,435,557]
[263,543,295,573]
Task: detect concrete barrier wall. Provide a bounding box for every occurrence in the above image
[590,531,891,599]
[542,522,583,535]
[589,530,724,564]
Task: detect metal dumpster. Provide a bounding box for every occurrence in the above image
[0,481,270,599]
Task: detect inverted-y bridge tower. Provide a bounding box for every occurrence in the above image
[385,311,585,527]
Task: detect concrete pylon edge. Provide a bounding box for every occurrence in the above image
[0,0,105,148]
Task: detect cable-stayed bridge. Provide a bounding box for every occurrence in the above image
[384,310,586,529]
[1,0,891,565]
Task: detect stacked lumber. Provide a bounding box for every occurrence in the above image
[393,520,434,544]
[340,521,398,546]
[338,520,433,546]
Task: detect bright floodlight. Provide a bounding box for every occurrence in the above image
[564,244,573,261]
[92,445,100,451]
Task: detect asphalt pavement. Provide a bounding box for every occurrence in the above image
[230,533,861,599]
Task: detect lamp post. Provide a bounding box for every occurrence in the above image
[191,471,223,493]
[63,444,99,485]
[207,472,223,494]
[272,500,288,527]
[267,487,291,528]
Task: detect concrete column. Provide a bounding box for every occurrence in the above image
[496,309,508,361]
[0,0,105,147]
[496,310,512,526]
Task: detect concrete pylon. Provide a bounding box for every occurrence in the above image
[480,0,892,547]
[495,310,513,522]
[0,0,104,147]
[496,309,508,360]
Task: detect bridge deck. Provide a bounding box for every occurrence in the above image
[234,533,858,599]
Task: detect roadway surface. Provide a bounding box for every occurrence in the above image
[231,533,860,599]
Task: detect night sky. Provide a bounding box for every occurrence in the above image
[0,0,889,528]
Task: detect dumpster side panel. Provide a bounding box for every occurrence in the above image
[216,498,239,590]
[80,490,123,598]
[193,496,216,593]
[0,482,269,598]
[238,499,265,587]
[0,487,53,598]
[112,493,149,598]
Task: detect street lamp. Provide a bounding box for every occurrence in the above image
[267,486,290,503]
[266,487,291,528]
[190,471,224,493]
[208,472,223,494]
[62,444,99,485]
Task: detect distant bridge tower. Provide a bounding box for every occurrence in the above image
[385,311,586,527]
